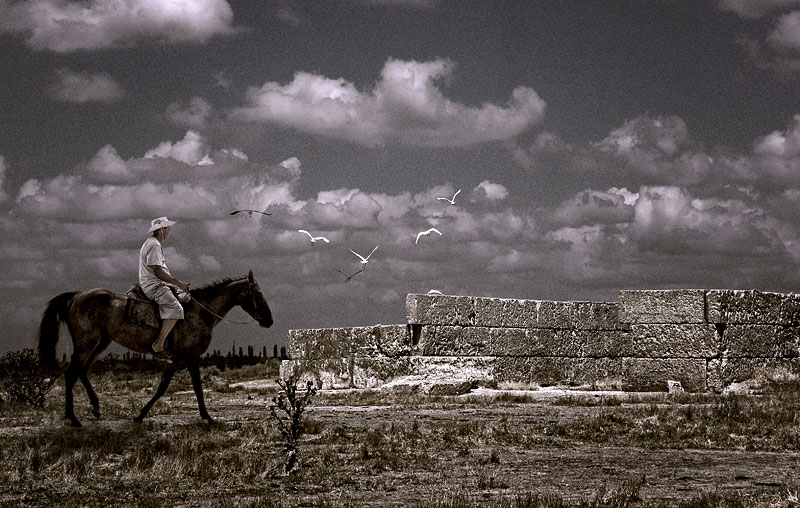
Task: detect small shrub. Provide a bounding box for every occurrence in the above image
[269,373,316,474]
[0,348,59,408]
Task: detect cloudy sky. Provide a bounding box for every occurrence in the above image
[3,0,800,356]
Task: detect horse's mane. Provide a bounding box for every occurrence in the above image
[191,276,248,298]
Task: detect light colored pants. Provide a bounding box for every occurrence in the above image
[143,283,185,320]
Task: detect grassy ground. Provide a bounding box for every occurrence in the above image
[1,362,799,507]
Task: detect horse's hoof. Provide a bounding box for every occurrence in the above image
[68,420,82,427]
[92,409,101,420]
[132,417,144,424]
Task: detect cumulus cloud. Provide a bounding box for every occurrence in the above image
[718,0,800,18]
[166,97,212,129]
[550,189,636,228]
[45,69,124,103]
[472,181,509,202]
[16,131,301,221]
[144,130,212,165]
[0,0,235,52]
[766,11,800,64]
[718,1,800,78]
[515,114,714,188]
[231,58,546,147]
[280,157,301,170]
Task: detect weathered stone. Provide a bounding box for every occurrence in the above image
[491,357,623,387]
[667,380,684,393]
[351,325,413,358]
[286,327,348,359]
[627,324,718,358]
[706,358,800,392]
[721,325,800,358]
[380,375,474,395]
[619,290,706,324]
[536,300,576,328]
[472,297,538,327]
[416,325,492,356]
[416,326,629,357]
[287,324,411,359]
[705,290,783,324]
[281,356,495,390]
[526,328,630,357]
[406,293,476,326]
[573,302,627,330]
[621,358,706,392]
[490,357,706,392]
[779,293,800,325]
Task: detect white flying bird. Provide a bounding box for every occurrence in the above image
[298,230,330,243]
[437,189,461,205]
[230,209,271,216]
[350,245,379,265]
[415,227,442,244]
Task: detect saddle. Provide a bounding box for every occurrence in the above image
[124,284,162,329]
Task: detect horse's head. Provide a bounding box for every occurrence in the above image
[239,270,273,328]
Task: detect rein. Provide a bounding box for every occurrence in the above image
[191,297,254,325]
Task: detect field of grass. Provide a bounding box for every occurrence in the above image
[1,360,799,507]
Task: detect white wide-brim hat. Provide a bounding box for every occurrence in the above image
[148,216,176,233]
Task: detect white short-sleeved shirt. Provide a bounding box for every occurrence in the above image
[139,236,172,293]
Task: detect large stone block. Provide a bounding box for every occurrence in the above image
[706,358,800,392]
[471,297,538,327]
[706,290,783,324]
[280,356,495,389]
[487,357,623,387]
[287,324,412,359]
[525,328,630,357]
[491,357,706,391]
[621,358,707,392]
[406,294,476,326]
[627,324,719,358]
[573,302,627,330]
[721,325,800,358]
[619,290,706,324]
[779,293,800,325]
[416,325,493,356]
[416,326,630,357]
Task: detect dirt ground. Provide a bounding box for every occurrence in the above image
[3,384,798,506]
[137,388,800,504]
[302,393,799,505]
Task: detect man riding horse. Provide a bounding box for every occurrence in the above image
[139,216,191,360]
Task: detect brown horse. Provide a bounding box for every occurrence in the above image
[38,271,273,427]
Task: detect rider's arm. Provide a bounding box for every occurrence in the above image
[150,265,189,292]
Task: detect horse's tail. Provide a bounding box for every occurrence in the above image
[38,292,78,370]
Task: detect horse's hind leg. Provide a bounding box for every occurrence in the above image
[134,363,177,423]
[187,357,214,423]
[64,359,82,427]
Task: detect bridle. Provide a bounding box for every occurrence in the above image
[192,278,264,325]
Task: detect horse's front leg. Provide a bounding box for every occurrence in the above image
[187,357,214,423]
[134,363,177,423]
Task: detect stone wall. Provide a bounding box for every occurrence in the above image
[281,289,800,392]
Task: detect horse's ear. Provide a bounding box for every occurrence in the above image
[248,270,254,282]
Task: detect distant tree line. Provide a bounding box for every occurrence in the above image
[59,343,288,373]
